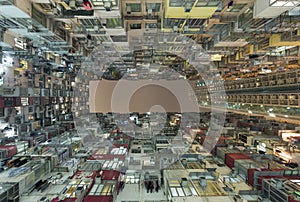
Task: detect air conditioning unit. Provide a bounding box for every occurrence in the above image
[184,25,189,32]
[104,1,112,11]
[181,178,188,187]
[185,3,192,12]
[126,6,131,14]
[147,8,152,15]
[69,0,76,9]
[173,26,178,32]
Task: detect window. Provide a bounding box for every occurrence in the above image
[170,0,199,7]
[130,23,141,29]
[126,3,141,12]
[0,108,4,117]
[146,23,157,29]
[106,18,122,28]
[4,98,13,107]
[29,106,34,113]
[169,0,184,7]
[146,3,161,12]
[196,0,220,7]
[163,18,185,29]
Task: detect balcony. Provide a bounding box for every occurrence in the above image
[225,93,300,107]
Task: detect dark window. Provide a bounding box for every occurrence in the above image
[146,23,157,29]
[130,23,141,29]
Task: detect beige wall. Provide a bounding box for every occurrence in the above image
[15,0,32,17]
[89,79,199,113]
[121,0,164,17]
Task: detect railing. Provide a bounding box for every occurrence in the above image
[223,69,300,92]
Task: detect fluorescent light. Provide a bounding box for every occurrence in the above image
[275,46,296,52]
[269,113,276,117]
[272,1,287,6]
[270,0,299,7]
[285,2,295,6]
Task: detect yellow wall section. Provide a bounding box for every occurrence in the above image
[269,34,300,46]
[165,0,218,19]
[249,45,254,55]
[235,52,239,60]
[269,34,281,46]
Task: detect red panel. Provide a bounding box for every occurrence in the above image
[247,168,257,187]
[84,196,113,202]
[0,145,17,158]
[40,97,44,105]
[225,153,250,169]
[82,0,92,10]
[28,97,34,105]
[0,97,4,108]
[101,170,120,181]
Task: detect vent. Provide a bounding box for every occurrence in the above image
[181,177,188,187]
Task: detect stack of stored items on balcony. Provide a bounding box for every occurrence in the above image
[83,170,120,202]
[0,145,17,159]
[59,170,98,201]
[89,154,125,171]
[262,178,300,202]
[247,168,300,190]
